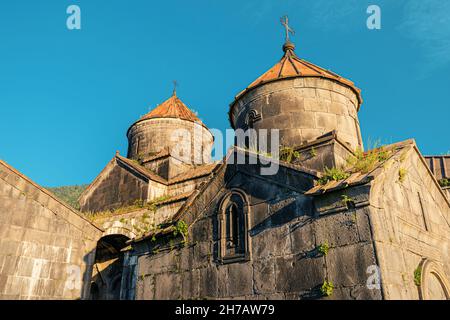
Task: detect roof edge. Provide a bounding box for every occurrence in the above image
[126,115,210,138]
[0,159,103,232]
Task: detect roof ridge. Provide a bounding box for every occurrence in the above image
[287,53,301,75]
[116,155,168,185]
[168,162,220,185]
[278,54,289,78]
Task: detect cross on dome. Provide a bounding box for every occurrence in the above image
[280,15,295,44]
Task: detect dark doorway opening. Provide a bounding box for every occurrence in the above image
[90,234,130,300]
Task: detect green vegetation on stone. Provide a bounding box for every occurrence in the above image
[439,178,450,188]
[398,168,408,183]
[320,280,334,296]
[85,195,171,222]
[318,167,350,185]
[279,146,301,163]
[414,267,422,286]
[347,145,391,174]
[341,194,355,207]
[173,220,188,238]
[317,242,329,256]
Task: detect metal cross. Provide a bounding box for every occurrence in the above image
[172,80,178,96]
[280,15,295,42]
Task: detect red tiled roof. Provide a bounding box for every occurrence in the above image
[232,42,362,107]
[140,94,201,123]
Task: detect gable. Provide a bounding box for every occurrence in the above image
[365,141,450,299]
[370,142,450,233]
[79,157,157,213]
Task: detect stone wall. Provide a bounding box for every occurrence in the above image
[167,176,209,197]
[443,187,450,200]
[368,145,450,299]
[142,156,193,180]
[127,118,213,165]
[291,133,355,172]
[0,160,102,300]
[92,200,186,241]
[230,77,362,151]
[131,161,381,300]
[79,160,149,213]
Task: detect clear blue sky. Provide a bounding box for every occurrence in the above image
[1,0,449,187]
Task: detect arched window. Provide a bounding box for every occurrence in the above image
[218,191,250,263]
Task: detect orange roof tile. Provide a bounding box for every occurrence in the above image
[140,93,201,123]
[232,41,362,107]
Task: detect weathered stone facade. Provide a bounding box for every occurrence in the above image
[79,156,152,213]
[130,151,381,300]
[230,78,363,151]
[368,143,450,299]
[124,139,450,300]
[0,160,102,300]
[1,32,449,301]
[127,94,214,166]
[77,101,219,299]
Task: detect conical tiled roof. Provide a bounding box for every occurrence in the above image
[233,42,362,106]
[140,93,201,123]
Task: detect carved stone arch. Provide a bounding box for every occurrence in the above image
[418,259,450,300]
[91,233,131,300]
[217,188,251,263]
[102,222,138,240]
[244,109,262,129]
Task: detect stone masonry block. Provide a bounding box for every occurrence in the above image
[314,212,360,248]
[199,266,218,298]
[227,262,253,297]
[326,243,377,287]
[275,255,325,292]
[154,272,181,300]
[253,258,275,294]
[289,220,316,255]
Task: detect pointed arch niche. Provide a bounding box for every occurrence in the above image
[418,259,450,300]
[217,190,251,264]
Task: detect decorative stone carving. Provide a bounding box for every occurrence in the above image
[418,259,450,300]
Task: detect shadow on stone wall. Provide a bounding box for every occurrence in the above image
[88,235,130,300]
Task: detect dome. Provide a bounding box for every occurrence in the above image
[139,93,203,124]
[126,92,213,164]
[230,41,362,126]
[228,39,364,151]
